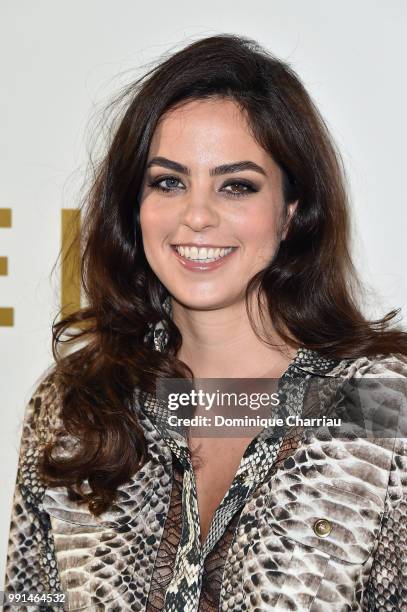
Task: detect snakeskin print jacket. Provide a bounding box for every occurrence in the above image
[3,320,407,611]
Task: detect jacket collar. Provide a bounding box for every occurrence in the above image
[290,347,352,377]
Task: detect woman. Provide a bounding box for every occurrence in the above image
[4,33,407,611]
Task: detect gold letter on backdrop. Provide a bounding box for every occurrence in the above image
[0,208,81,327]
[61,209,81,318]
[0,208,13,327]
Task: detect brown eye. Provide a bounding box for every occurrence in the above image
[222,181,257,197]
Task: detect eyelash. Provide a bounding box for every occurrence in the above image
[147,175,258,198]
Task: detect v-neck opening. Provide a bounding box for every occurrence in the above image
[193,348,313,556]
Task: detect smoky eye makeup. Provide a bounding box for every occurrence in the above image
[146,173,261,198]
[147,175,185,193]
[220,179,259,197]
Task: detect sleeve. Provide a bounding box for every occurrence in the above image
[363,361,407,611]
[3,372,65,612]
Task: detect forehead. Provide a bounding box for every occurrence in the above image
[148,98,279,176]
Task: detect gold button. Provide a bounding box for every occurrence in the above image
[313,518,332,537]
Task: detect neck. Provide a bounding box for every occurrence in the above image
[171,295,298,379]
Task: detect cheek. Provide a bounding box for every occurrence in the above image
[139,203,166,246]
[140,199,178,239]
[236,205,281,250]
[139,206,160,265]
[235,204,283,273]
[139,202,156,234]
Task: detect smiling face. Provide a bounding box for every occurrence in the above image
[139,97,297,311]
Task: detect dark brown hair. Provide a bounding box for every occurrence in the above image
[39,33,407,515]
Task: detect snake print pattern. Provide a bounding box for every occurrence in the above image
[3,308,407,611]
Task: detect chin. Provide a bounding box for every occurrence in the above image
[170,292,238,311]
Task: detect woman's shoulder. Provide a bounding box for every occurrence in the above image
[340,351,407,379]
[339,351,407,419]
[342,352,407,456]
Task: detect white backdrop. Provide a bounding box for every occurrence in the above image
[1,0,406,580]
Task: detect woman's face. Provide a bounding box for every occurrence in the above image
[139,97,297,310]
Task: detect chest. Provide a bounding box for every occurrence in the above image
[42,429,391,611]
[189,436,254,543]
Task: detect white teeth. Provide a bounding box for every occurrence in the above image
[174,246,234,262]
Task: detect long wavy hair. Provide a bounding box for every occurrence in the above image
[39,33,407,515]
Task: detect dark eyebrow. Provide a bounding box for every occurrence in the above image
[146,156,267,177]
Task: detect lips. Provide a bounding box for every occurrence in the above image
[171,245,238,271]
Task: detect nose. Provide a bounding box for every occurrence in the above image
[179,188,220,232]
